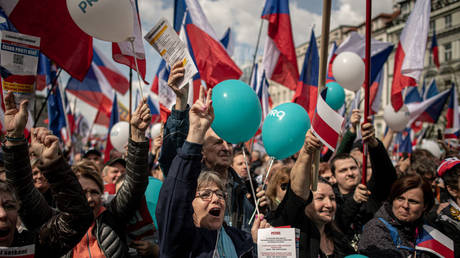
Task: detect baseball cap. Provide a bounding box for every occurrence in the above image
[83,149,102,158]
[437,157,460,177]
[104,157,126,168]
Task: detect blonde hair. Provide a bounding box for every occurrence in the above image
[266,166,290,210]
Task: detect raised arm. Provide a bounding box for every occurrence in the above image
[290,130,321,200]
[110,98,150,222]
[158,61,190,176]
[157,86,214,257]
[336,109,360,155]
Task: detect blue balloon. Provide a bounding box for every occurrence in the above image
[211,80,262,144]
[325,82,345,110]
[262,103,310,159]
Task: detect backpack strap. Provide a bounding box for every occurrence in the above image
[377,218,415,252]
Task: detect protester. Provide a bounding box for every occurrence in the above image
[66,98,151,258]
[331,120,398,246]
[2,92,93,257]
[156,86,269,257]
[359,174,437,257]
[429,158,460,255]
[31,159,55,207]
[102,157,126,184]
[265,166,290,210]
[159,61,256,231]
[268,130,354,257]
[83,148,103,172]
[232,149,250,179]
[319,162,337,185]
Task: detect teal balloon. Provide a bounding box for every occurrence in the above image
[211,80,262,144]
[262,103,310,159]
[325,82,345,110]
[344,255,369,258]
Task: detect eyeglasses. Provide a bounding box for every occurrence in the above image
[280,183,289,191]
[195,189,227,201]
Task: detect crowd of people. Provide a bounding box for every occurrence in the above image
[0,61,458,258]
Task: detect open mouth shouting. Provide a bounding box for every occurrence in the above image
[209,207,221,217]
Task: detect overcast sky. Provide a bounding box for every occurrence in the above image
[69,0,395,134]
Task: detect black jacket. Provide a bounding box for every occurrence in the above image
[268,184,355,257]
[3,142,93,257]
[157,141,254,258]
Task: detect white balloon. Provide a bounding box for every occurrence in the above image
[383,105,410,132]
[66,0,134,42]
[332,52,365,92]
[110,122,130,152]
[150,123,162,138]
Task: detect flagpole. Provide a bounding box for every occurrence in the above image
[362,0,371,186]
[248,19,264,84]
[312,0,332,191]
[128,68,133,139]
[32,68,63,128]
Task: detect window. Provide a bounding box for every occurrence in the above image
[445,15,452,28]
[444,42,452,61]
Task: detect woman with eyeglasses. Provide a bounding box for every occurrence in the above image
[157,86,270,258]
[265,167,290,210]
[268,130,354,257]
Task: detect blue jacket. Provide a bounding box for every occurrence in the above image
[156,141,254,257]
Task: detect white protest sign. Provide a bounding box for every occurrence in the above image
[0,30,40,106]
[257,227,299,258]
[144,18,197,89]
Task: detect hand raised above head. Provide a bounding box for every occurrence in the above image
[186,85,214,144]
[4,92,28,140]
[361,118,378,148]
[30,127,61,167]
[303,130,321,154]
[167,61,189,98]
[131,97,151,142]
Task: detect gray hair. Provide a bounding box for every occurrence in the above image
[197,171,225,192]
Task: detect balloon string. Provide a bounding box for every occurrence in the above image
[242,147,260,217]
[129,38,145,101]
[248,156,275,225]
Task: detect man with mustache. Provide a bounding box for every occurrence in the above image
[159,62,256,231]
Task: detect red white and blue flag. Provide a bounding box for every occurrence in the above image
[104,93,119,163]
[174,0,241,88]
[112,0,147,83]
[261,0,299,91]
[445,84,459,139]
[416,224,454,258]
[66,47,124,127]
[326,42,337,84]
[311,89,345,151]
[391,0,431,111]
[369,68,384,115]
[251,63,271,122]
[292,29,319,120]
[396,128,413,154]
[423,79,438,101]
[431,30,440,69]
[404,87,422,104]
[220,27,234,56]
[407,89,450,126]
[150,60,172,123]
[0,0,92,81]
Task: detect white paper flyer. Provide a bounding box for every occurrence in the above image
[258,227,300,258]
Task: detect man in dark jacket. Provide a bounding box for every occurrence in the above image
[159,62,256,231]
[2,92,93,257]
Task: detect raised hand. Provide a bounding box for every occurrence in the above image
[303,130,322,155]
[131,97,151,142]
[349,109,361,134]
[361,118,378,148]
[251,214,271,244]
[167,61,189,111]
[186,85,214,144]
[353,183,371,203]
[30,127,61,167]
[4,92,28,140]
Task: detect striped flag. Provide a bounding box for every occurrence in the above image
[431,30,440,69]
[445,83,459,139]
[407,89,450,126]
[292,28,319,120]
[311,89,345,151]
[416,224,454,258]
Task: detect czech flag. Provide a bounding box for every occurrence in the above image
[404,87,422,104]
[422,79,438,101]
[431,30,440,69]
[104,94,119,163]
[407,89,450,126]
[391,0,431,111]
[445,84,459,139]
[292,28,319,120]
[416,224,454,258]
[261,0,299,91]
